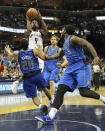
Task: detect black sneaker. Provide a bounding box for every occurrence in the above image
[40,105,48,115]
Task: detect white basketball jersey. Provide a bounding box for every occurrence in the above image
[28,30,44,72]
[28,30,43,49]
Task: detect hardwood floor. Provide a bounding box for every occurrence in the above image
[0,86,105,114]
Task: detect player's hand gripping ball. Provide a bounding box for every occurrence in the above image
[26,8,38,20]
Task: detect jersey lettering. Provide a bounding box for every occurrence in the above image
[21,60,34,70]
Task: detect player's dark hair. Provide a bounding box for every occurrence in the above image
[31,19,41,31]
[32,24,37,31]
[64,25,82,37]
[20,38,28,50]
[64,25,76,35]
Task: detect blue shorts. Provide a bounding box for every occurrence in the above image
[23,73,47,98]
[59,62,87,91]
[43,68,60,87]
[85,64,92,89]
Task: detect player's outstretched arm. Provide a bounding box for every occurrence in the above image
[37,10,48,36]
[26,15,32,32]
[45,49,64,60]
[33,45,46,60]
[70,36,101,65]
[57,55,68,68]
[5,45,19,59]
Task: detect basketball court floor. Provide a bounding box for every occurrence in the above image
[0,87,105,131]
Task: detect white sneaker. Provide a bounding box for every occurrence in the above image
[101,98,105,104]
[49,96,54,107]
[12,81,19,94]
[100,95,105,104]
[37,91,42,103]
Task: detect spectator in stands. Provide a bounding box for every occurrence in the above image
[92,64,101,90]
[0,60,4,73]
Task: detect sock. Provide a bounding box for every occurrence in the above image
[39,104,42,108]
[16,80,19,83]
[99,95,105,102]
[37,91,42,103]
[49,108,58,119]
[50,95,54,104]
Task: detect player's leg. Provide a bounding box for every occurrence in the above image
[51,84,72,109]
[32,96,41,106]
[37,58,44,103]
[37,88,42,103]
[35,84,72,124]
[32,96,48,115]
[49,80,55,99]
[49,68,60,103]
[43,68,51,97]
[23,77,48,115]
[36,72,53,105]
[35,71,75,124]
[77,68,105,103]
[48,73,75,118]
[42,88,52,101]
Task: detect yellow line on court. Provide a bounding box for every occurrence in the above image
[0,95,48,114]
[0,105,38,114]
[0,87,105,114]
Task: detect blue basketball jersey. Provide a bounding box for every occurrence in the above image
[44,45,60,71]
[59,35,88,90]
[19,49,40,74]
[63,35,85,66]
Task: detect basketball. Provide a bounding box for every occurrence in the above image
[26,8,38,19]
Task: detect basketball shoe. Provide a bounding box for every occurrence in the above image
[35,114,54,125]
[40,105,48,115]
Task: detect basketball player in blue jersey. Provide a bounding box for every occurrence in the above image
[12,10,48,102]
[58,49,92,89]
[35,25,105,124]
[5,38,51,115]
[43,35,63,103]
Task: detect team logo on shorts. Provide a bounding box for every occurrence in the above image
[86,80,89,85]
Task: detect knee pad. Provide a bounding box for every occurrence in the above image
[79,87,88,97]
[56,84,71,96]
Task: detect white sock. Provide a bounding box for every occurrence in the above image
[49,108,58,119]
[50,95,54,104]
[37,91,42,103]
[16,80,19,83]
[99,95,105,102]
[39,104,42,108]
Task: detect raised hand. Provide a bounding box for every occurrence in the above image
[57,63,62,68]
[37,10,42,20]
[5,45,11,53]
[91,56,101,65]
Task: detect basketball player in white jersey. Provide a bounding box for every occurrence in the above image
[27,10,48,72]
[12,10,48,103]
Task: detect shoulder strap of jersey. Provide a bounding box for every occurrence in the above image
[46,45,50,54]
[57,46,60,53]
[18,50,22,62]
